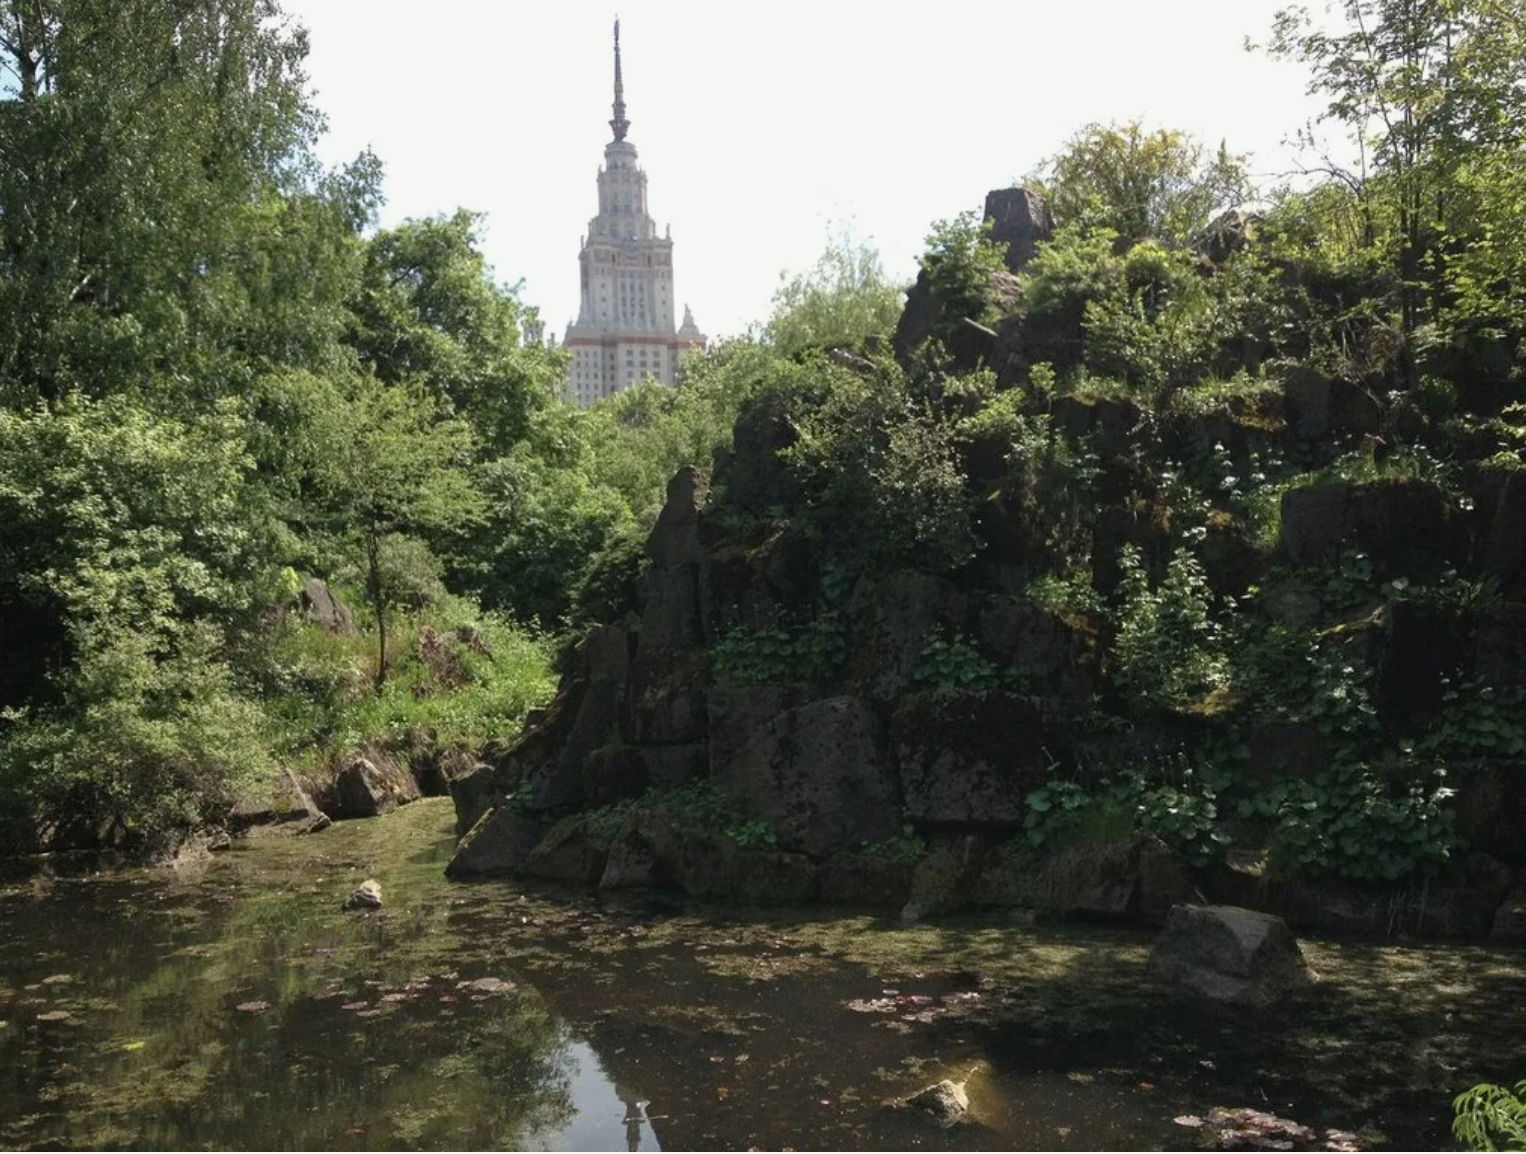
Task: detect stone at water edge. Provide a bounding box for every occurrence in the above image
[342,880,383,911]
[904,1079,969,1127]
[1149,904,1316,1008]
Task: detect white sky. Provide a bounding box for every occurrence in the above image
[291,0,1328,340]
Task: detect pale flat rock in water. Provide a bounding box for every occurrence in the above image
[904,1078,969,1127]
[1150,904,1316,1008]
[342,879,383,911]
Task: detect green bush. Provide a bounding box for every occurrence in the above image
[784,365,977,573]
[1243,763,1458,881]
[1024,767,1228,865]
[1112,544,1228,710]
[1453,1078,1526,1151]
[712,614,846,686]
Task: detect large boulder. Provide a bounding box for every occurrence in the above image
[707,684,810,776]
[1282,369,1382,441]
[328,751,420,819]
[1475,602,1526,691]
[892,689,1066,824]
[845,570,967,701]
[299,577,356,634]
[714,696,900,857]
[894,266,1022,371]
[972,834,1197,924]
[901,836,986,923]
[1471,466,1526,594]
[819,852,916,908]
[521,816,609,886]
[1149,904,1317,1007]
[1490,879,1526,944]
[447,761,501,837]
[444,807,549,878]
[973,599,1098,703]
[983,186,1054,274]
[712,392,799,517]
[1280,478,1469,580]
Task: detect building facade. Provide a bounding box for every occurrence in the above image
[563,21,704,407]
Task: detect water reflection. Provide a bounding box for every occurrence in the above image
[2,798,1522,1151]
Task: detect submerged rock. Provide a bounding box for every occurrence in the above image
[904,1078,969,1127]
[1150,904,1316,1007]
[342,879,383,911]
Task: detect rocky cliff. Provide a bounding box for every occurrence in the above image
[445,188,1526,943]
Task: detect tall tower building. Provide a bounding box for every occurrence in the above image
[563,20,705,407]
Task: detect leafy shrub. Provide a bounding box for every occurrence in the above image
[1243,764,1458,881]
[913,628,999,690]
[585,780,780,850]
[860,824,928,864]
[1453,1078,1526,1151]
[1024,767,1228,865]
[712,613,846,686]
[1231,622,1380,738]
[1420,678,1526,758]
[784,366,977,572]
[1112,545,1228,709]
[918,210,1009,330]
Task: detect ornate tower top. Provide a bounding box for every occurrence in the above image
[609,18,630,143]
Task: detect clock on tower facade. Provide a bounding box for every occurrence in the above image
[563,20,706,408]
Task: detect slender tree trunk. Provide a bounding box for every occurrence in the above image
[366,531,387,696]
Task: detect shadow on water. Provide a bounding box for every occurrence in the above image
[1,798,1521,1150]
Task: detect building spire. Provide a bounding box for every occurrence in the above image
[609,18,630,142]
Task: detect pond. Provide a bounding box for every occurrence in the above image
[1,799,1521,1150]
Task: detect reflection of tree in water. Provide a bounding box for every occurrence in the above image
[0,805,579,1149]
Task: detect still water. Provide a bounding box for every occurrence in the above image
[1,799,1521,1150]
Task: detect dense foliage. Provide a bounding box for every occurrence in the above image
[3,0,1526,971]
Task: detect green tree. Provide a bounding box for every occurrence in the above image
[347,210,565,455]
[765,229,904,357]
[0,396,281,847]
[1031,121,1251,245]
[0,0,371,410]
[1267,0,1526,343]
[308,374,481,693]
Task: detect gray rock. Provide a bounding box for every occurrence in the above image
[904,1079,969,1127]
[446,760,500,837]
[892,689,1066,824]
[299,577,356,634]
[1490,881,1526,944]
[974,599,1098,704]
[714,696,900,857]
[343,879,382,911]
[846,570,967,701]
[296,813,331,835]
[521,816,609,886]
[901,836,986,923]
[730,851,819,903]
[1282,368,1382,441]
[984,186,1054,273]
[599,829,658,890]
[444,807,548,878]
[1150,904,1316,1007]
[820,853,916,908]
[638,743,708,791]
[329,752,420,819]
[1280,478,1468,580]
[706,685,807,776]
